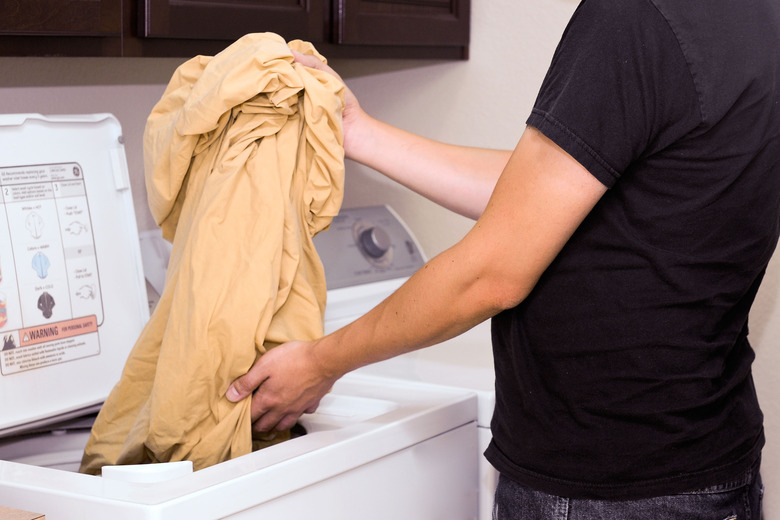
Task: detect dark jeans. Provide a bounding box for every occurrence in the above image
[493,464,764,520]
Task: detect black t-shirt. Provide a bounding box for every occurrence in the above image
[485,0,780,500]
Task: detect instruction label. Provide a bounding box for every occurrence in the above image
[0,162,103,375]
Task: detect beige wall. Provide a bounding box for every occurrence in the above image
[0,0,776,515]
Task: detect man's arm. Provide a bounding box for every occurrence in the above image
[346,114,512,220]
[227,125,607,432]
[294,50,510,220]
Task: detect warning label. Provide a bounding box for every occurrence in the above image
[1,315,100,375]
[0,161,105,376]
[19,315,98,347]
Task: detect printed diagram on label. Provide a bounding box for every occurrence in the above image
[0,162,104,375]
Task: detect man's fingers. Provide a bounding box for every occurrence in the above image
[304,400,321,414]
[252,412,279,434]
[252,409,297,434]
[292,50,346,83]
[291,50,325,70]
[225,369,267,403]
[275,414,301,433]
[250,396,320,433]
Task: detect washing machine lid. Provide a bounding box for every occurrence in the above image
[0,114,149,436]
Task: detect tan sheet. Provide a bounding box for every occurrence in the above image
[80,33,344,474]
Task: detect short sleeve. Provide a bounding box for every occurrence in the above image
[527,0,701,188]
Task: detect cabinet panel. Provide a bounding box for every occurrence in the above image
[140,0,328,43]
[336,0,469,48]
[0,0,121,56]
[0,0,121,36]
[0,0,468,59]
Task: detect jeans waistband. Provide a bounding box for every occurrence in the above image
[679,457,761,495]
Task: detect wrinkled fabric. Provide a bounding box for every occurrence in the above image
[80,32,344,474]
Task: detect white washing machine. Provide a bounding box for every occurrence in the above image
[0,115,481,519]
[316,206,499,520]
[355,329,497,520]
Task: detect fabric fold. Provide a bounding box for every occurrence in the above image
[80,32,344,474]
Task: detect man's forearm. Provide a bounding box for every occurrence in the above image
[347,113,511,220]
[309,237,505,379]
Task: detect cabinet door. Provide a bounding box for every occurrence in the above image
[0,0,121,36]
[0,0,121,55]
[140,0,327,43]
[335,0,469,47]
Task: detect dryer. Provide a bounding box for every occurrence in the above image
[0,115,480,519]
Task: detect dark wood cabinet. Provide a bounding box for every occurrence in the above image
[0,0,469,59]
[0,0,120,35]
[0,0,122,55]
[336,0,469,48]
[139,0,327,43]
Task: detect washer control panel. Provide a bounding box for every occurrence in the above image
[313,206,426,289]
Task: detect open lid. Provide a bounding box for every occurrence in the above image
[0,114,149,436]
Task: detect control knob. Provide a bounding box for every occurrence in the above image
[358,226,391,259]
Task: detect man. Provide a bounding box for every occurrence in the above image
[228,0,778,516]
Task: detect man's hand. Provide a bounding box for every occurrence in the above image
[225,339,339,433]
[292,50,365,155]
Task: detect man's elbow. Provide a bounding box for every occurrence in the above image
[487,275,536,313]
